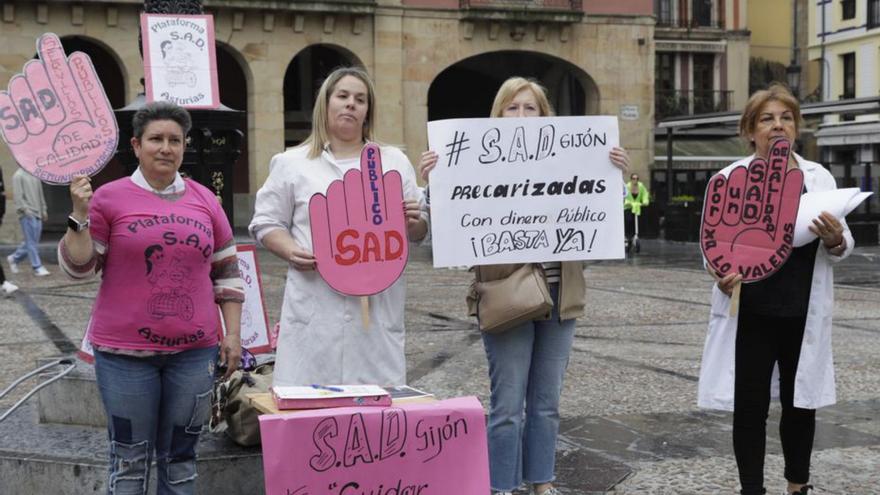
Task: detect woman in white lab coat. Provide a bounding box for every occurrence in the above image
[249,67,427,387]
[697,84,854,495]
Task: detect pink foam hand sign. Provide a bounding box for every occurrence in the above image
[700,138,804,282]
[309,144,409,296]
[0,33,118,184]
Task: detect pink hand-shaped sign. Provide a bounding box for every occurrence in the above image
[309,144,408,296]
[700,139,804,282]
[0,33,118,184]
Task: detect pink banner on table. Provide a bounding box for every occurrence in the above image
[259,396,489,495]
[309,143,409,296]
[0,33,118,184]
[700,139,804,282]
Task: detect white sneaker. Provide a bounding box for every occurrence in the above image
[2,280,18,295]
[7,254,19,274]
[34,266,50,277]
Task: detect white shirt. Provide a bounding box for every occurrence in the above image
[131,167,185,196]
[697,153,854,411]
[249,144,425,386]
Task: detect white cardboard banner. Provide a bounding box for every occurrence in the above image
[427,116,624,267]
[141,14,220,109]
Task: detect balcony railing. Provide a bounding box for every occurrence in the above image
[459,0,584,22]
[656,14,725,29]
[655,89,733,120]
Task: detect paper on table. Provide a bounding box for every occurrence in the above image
[794,188,873,247]
[272,384,389,399]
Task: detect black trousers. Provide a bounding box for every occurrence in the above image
[734,312,816,495]
[624,210,637,239]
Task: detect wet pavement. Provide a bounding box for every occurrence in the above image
[1,238,879,494]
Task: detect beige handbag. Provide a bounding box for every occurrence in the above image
[213,363,273,447]
[474,263,553,334]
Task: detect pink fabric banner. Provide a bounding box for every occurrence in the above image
[259,396,490,495]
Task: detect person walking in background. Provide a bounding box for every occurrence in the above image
[421,77,629,495]
[8,167,49,276]
[0,167,18,295]
[623,173,649,253]
[698,84,853,495]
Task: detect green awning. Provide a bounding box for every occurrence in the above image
[652,135,749,170]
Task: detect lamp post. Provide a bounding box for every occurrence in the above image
[786,63,801,100]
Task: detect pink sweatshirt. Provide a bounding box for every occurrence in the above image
[84,178,236,351]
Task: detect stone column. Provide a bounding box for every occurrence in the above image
[373,5,405,149]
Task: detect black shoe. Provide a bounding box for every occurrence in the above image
[788,485,813,495]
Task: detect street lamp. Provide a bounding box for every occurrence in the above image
[786,63,801,99]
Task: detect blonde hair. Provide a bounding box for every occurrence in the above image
[490,77,554,118]
[739,83,802,150]
[303,66,376,159]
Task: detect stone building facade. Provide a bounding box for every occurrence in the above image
[0,0,655,235]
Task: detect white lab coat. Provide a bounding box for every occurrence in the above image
[249,144,424,387]
[697,153,854,411]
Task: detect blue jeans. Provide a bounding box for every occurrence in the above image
[11,215,43,269]
[481,284,576,492]
[94,346,218,495]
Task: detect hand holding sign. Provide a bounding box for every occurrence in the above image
[701,139,804,283]
[0,33,118,184]
[309,144,409,297]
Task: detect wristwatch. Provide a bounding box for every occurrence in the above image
[67,215,90,232]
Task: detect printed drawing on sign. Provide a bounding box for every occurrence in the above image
[259,396,489,495]
[0,33,119,184]
[144,245,196,321]
[309,144,409,296]
[141,14,220,109]
[427,116,624,267]
[700,138,804,282]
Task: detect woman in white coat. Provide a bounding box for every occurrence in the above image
[249,67,428,386]
[697,84,854,495]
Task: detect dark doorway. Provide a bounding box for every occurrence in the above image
[427,51,596,121]
[283,45,361,148]
[216,43,249,196]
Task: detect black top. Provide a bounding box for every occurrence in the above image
[740,238,820,317]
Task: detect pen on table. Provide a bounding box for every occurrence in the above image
[311,384,344,392]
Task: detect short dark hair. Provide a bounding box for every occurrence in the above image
[131,101,192,139]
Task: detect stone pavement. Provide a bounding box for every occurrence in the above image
[1,238,878,494]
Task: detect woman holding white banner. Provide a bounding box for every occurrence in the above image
[249,67,428,387]
[698,84,854,495]
[421,77,629,495]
